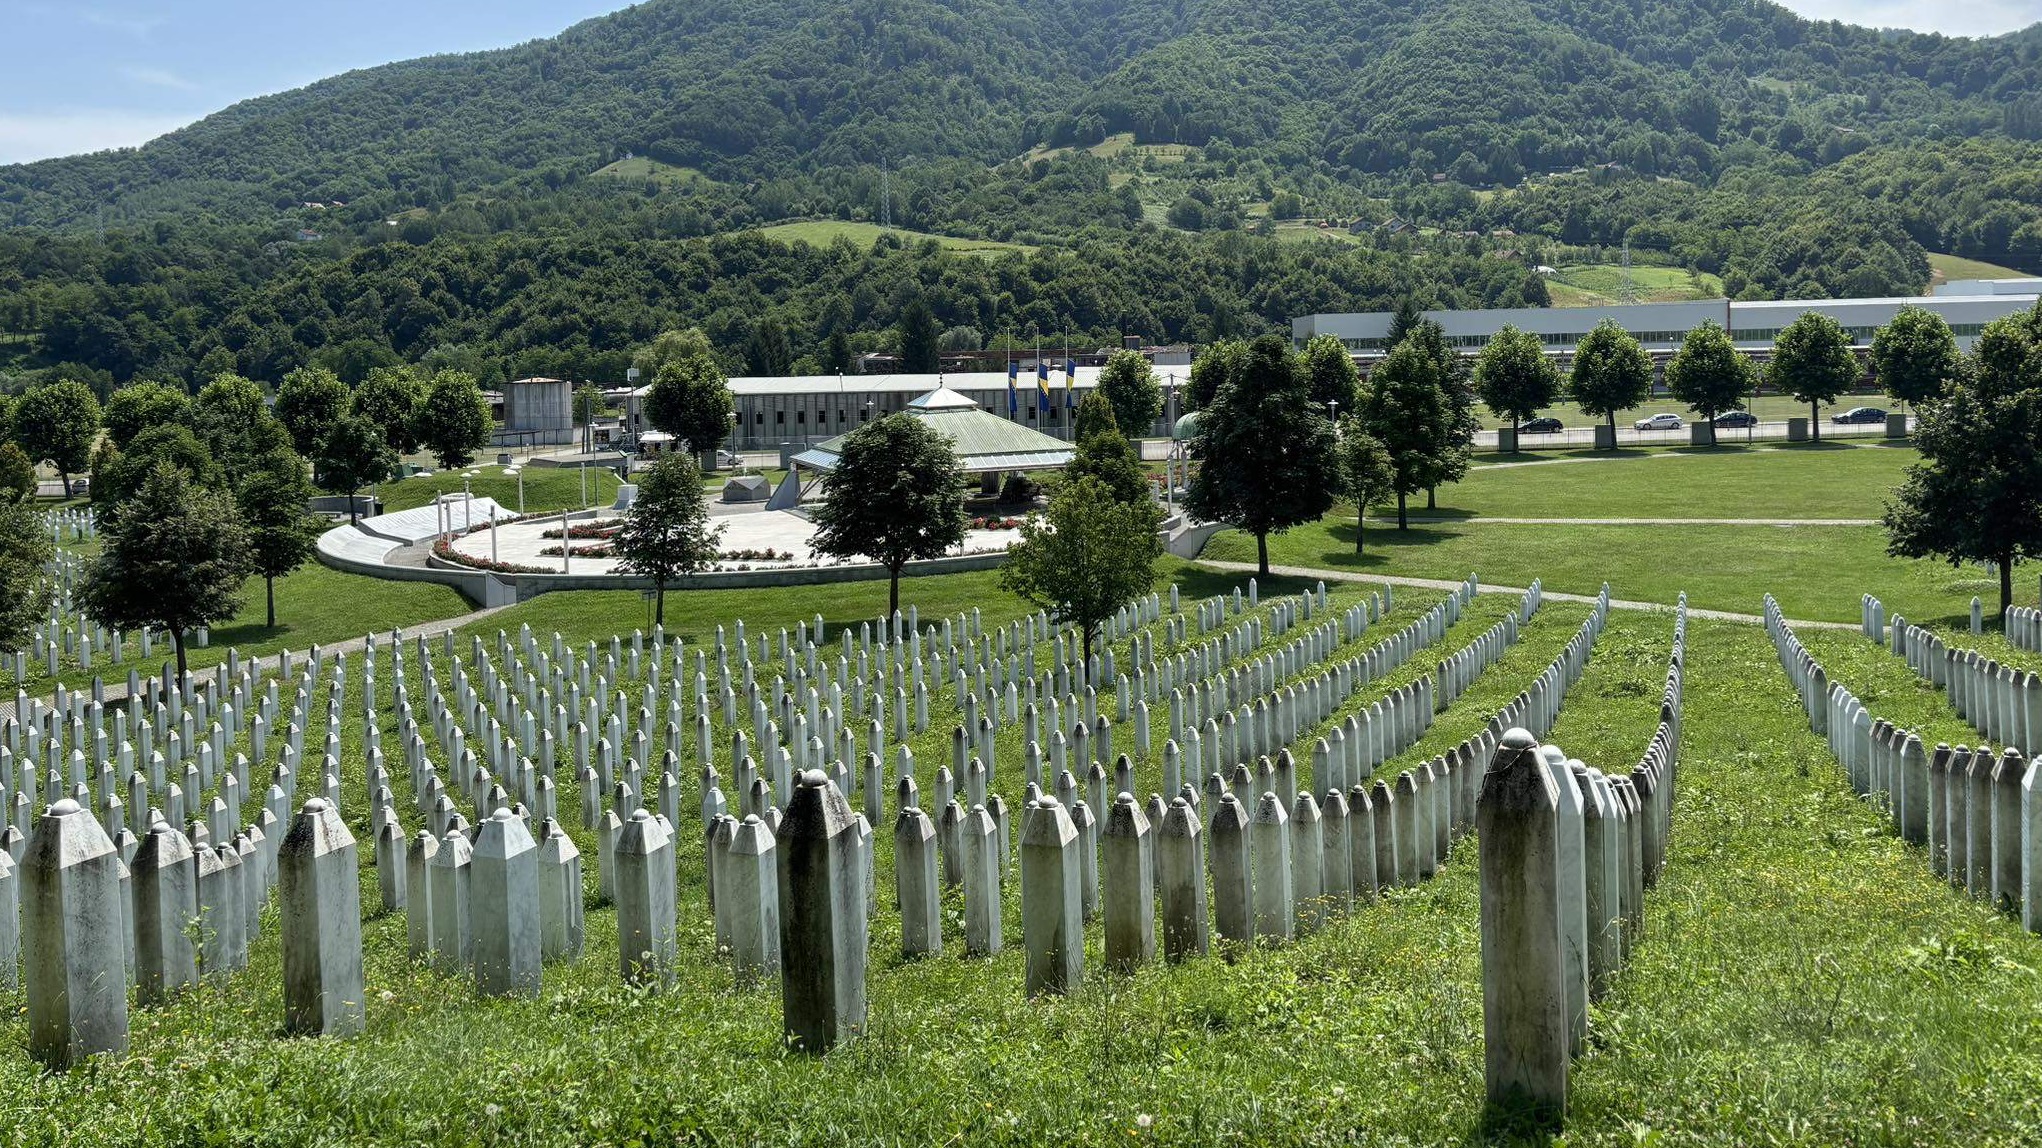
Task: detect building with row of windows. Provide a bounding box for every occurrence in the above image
[630,361,1196,452]
[1291,292,2039,363]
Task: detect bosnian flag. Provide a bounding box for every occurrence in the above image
[1064,359,1077,408]
[1007,358,1019,414]
[1037,359,1052,411]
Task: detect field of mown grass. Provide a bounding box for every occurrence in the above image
[1,562,2037,1145]
[5,445,2041,1143]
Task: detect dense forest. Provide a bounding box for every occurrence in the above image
[4,0,2042,390]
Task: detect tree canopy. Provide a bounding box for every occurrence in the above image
[1185,334,1339,575]
[275,365,353,456]
[1301,335,1362,417]
[1473,324,1561,434]
[999,475,1161,675]
[0,497,54,651]
[1872,306,1960,407]
[414,370,493,468]
[78,462,253,676]
[1768,312,1862,440]
[1568,320,1654,437]
[614,452,727,625]
[1359,337,1450,529]
[641,329,735,454]
[809,413,968,615]
[1337,423,1395,555]
[102,382,192,449]
[1665,322,1755,442]
[1097,349,1162,439]
[316,413,397,523]
[10,380,101,495]
[1885,305,2042,616]
[237,446,321,626]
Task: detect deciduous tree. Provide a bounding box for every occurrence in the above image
[9,379,101,497]
[1885,306,2042,617]
[414,369,492,468]
[1185,334,1339,575]
[91,423,221,506]
[1473,324,1561,435]
[352,366,424,454]
[275,365,352,456]
[810,413,968,616]
[1360,338,1449,529]
[642,329,735,457]
[315,413,396,524]
[1098,349,1162,439]
[0,496,53,651]
[613,452,726,626]
[1872,305,1960,407]
[102,381,191,449]
[0,443,35,502]
[1065,392,1150,506]
[1769,312,1861,440]
[1338,423,1395,555]
[898,298,940,373]
[1666,322,1755,445]
[236,448,321,627]
[1569,320,1654,441]
[1301,334,1362,416]
[78,463,252,676]
[1000,475,1161,678]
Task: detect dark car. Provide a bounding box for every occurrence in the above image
[1520,417,1564,434]
[1832,406,1889,425]
[1713,410,1758,428]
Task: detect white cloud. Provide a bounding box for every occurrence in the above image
[0,110,193,165]
[1774,0,2042,37]
[119,65,199,92]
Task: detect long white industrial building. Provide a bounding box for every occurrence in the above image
[1292,291,2038,357]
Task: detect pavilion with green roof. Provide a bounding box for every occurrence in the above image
[781,385,1076,502]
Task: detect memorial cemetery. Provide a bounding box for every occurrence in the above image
[6,328,2042,1144]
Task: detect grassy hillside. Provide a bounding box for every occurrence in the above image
[1545,263,1723,307]
[748,220,1036,256]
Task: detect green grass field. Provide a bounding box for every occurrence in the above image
[1544,263,1723,307]
[748,220,1034,256]
[1408,441,1916,520]
[8,446,2042,1143]
[589,156,708,185]
[1927,251,2027,285]
[376,464,623,516]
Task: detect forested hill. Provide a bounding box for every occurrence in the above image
[8,0,2042,392]
[6,0,2042,232]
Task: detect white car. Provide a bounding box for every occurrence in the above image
[1633,413,1684,431]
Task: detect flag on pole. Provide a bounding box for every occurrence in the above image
[1006,357,1019,415]
[1036,358,1052,411]
[1064,358,1077,409]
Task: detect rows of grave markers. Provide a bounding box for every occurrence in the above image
[1476,595,1684,1127]
[1,512,220,688]
[0,569,1620,1069]
[1771,596,2041,934]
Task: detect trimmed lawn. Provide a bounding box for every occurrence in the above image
[1201,520,2033,627]
[376,465,623,516]
[1403,441,1916,520]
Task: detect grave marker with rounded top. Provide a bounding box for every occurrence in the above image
[1476,730,1567,1126]
[1102,794,1154,972]
[130,818,198,1003]
[778,771,866,1050]
[470,808,542,998]
[1020,796,1084,995]
[615,809,678,988]
[279,797,365,1035]
[1157,798,1208,961]
[23,799,128,1067]
[727,815,781,983]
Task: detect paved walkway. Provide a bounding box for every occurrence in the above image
[1198,560,1857,632]
[3,603,514,721]
[1365,516,1877,527]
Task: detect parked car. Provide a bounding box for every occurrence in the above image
[1520,417,1564,434]
[1832,406,1889,425]
[1713,410,1759,428]
[1633,413,1684,431]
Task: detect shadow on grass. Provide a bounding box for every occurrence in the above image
[1167,564,1321,600]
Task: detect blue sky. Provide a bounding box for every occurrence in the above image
[0,0,2037,166]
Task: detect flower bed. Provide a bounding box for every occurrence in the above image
[970,516,1026,531]
[538,543,615,559]
[431,539,553,575]
[540,522,620,541]
[719,547,792,562]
